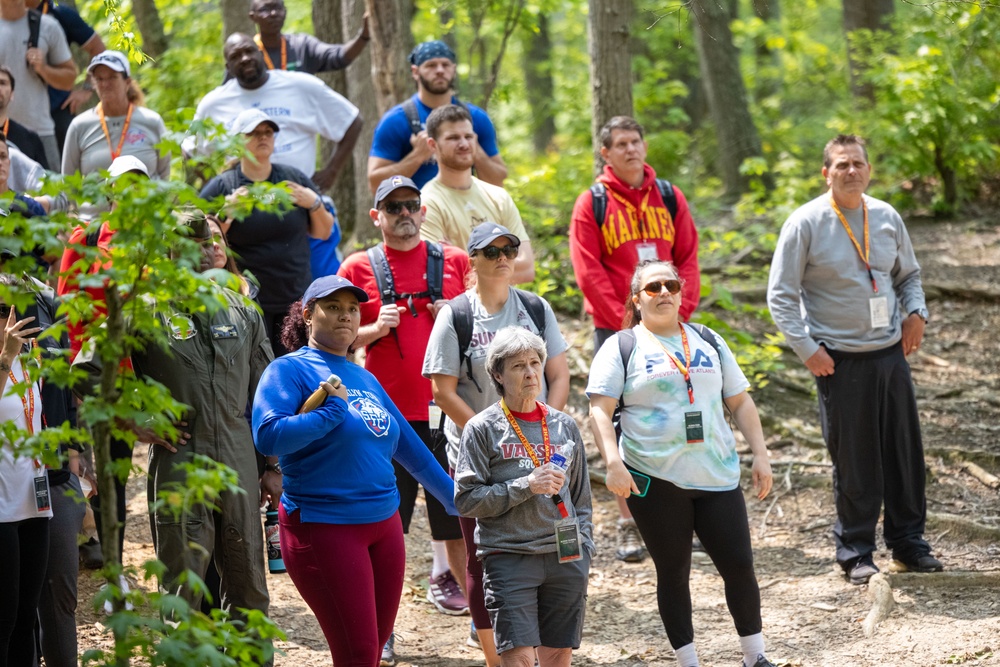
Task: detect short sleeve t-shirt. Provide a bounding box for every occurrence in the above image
[337,242,470,422]
[369,94,500,188]
[0,356,52,523]
[422,287,568,468]
[0,13,73,135]
[419,177,529,250]
[586,324,750,491]
[61,106,170,178]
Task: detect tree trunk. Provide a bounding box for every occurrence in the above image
[842,0,894,102]
[365,0,415,116]
[522,13,556,154]
[132,0,170,60]
[221,0,255,39]
[691,0,767,200]
[587,0,633,176]
[933,143,957,209]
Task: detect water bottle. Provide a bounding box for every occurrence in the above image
[265,508,286,574]
[543,444,574,498]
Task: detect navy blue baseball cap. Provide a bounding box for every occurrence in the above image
[374,175,420,208]
[302,275,369,306]
[467,222,520,254]
[409,40,457,66]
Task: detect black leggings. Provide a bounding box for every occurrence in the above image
[0,517,50,667]
[627,473,761,649]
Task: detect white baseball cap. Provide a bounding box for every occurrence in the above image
[231,108,280,136]
[108,155,149,179]
[87,50,131,78]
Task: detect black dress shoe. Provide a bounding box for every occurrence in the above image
[894,553,944,573]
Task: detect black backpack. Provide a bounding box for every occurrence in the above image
[448,289,547,393]
[402,97,472,136]
[612,322,726,438]
[365,241,444,353]
[591,178,678,228]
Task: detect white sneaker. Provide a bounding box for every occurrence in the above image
[101,575,134,614]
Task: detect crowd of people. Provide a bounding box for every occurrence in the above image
[0,2,945,666]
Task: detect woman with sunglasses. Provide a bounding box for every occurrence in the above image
[200,108,333,357]
[423,222,569,663]
[586,259,776,667]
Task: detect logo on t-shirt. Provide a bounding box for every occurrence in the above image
[350,392,391,437]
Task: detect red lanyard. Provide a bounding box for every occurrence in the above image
[255,34,287,70]
[500,399,550,467]
[7,362,36,436]
[830,195,877,294]
[642,324,695,404]
[96,103,135,161]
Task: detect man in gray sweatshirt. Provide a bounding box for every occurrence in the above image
[767,134,942,586]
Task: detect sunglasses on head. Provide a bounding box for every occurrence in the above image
[381,199,421,215]
[641,279,682,297]
[476,244,519,261]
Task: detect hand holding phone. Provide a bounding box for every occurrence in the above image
[630,470,652,498]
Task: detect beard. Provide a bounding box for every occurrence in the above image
[388,216,419,241]
[417,72,454,96]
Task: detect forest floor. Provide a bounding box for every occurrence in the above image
[75,217,1000,666]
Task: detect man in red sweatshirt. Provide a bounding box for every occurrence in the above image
[569,115,700,562]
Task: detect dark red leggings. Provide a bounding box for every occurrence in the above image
[460,515,493,630]
[279,507,406,666]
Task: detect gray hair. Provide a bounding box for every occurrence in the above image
[485,326,548,396]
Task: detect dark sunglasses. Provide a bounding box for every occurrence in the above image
[0,304,10,319]
[641,279,682,297]
[381,199,421,215]
[475,244,519,261]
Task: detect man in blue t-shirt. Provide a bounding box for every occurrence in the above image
[367,40,507,194]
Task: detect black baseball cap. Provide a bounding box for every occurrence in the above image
[466,222,520,254]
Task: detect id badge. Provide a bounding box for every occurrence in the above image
[428,401,443,431]
[636,242,659,262]
[554,517,583,563]
[869,296,890,329]
[34,473,51,513]
[685,411,704,443]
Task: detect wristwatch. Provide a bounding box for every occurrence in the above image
[910,307,929,323]
[264,462,282,474]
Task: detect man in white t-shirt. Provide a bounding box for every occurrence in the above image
[191,32,361,188]
[0,0,77,168]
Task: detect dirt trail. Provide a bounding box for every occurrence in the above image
[76,218,1000,666]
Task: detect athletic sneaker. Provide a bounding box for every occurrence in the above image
[847,556,879,585]
[380,632,396,667]
[616,518,646,562]
[745,655,776,667]
[427,569,469,615]
[466,620,480,648]
[892,552,944,573]
[101,575,134,614]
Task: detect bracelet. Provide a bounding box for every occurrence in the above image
[264,462,283,474]
[309,196,322,212]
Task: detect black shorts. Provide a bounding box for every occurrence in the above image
[395,420,463,541]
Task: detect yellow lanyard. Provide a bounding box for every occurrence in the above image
[7,363,36,436]
[254,34,287,70]
[830,195,877,293]
[499,399,550,467]
[96,103,134,161]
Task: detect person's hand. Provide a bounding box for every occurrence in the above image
[25,47,45,74]
[63,88,94,113]
[321,379,348,403]
[311,168,337,192]
[376,304,406,335]
[128,420,191,454]
[260,470,283,508]
[286,182,320,210]
[359,12,370,40]
[604,459,638,498]
[526,466,565,495]
[901,313,925,356]
[804,346,835,377]
[752,455,773,500]
[2,310,41,367]
[222,186,251,220]
[409,130,434,163]
[426,300,447,319]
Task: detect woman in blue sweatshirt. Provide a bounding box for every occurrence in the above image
[252,275,457,667]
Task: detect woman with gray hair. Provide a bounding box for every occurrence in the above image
[455,326,593,667]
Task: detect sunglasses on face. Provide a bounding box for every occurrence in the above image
[0,304,10,318]
[641,279,682,297]
[248,128,275,139]
[381,199,421,215]
[476,244,519,261]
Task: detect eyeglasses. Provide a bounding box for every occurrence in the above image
[380,199,421,215]
[641,279,682,297]
[475,245,519,261]
[248,128,275,139]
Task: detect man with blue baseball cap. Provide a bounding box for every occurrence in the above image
[367,39,507,195]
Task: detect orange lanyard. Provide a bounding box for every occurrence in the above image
[642,324,696,404]
[7,363,36,436]
[607,188,653,241]
[830,195,877,294]
[254,34,287,70]
[96,102,134,161]
[500,399,550,467]
[2,119,8,135]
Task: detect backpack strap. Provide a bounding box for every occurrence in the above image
[27,8,42,49]
[425,241,444,304]
[590,183,608,228]
[365,242,396,305]
[450,293,482,393]
[655,178,678,220]
[612,328,637,439]
[513,289,547,339]
[402,98,423,136]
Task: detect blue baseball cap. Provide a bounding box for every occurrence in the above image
[409,40,457,66]
[302,275,369,306]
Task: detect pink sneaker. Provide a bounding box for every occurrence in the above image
[426,570,469,615]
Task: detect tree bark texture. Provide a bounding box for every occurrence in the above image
[343,0,380,246]
[691,0,766,200]
[842,0,894,102]
[132,0,170,60]
[522,13,557,154]
[587,0,633,176]
[221,0,255,40]
[365,0,415,115]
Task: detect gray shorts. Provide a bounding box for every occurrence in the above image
[482,550,590,653]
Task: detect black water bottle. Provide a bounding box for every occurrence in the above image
[264,508,286,574]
